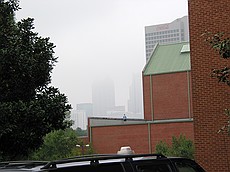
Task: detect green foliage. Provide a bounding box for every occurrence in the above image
[203,32,230,59]
[203,32,230,134]
[155,135,194,159]
[32,129,79,161]
[0,0,72,160]
[31,129,94,161]
[155,140,170,156]
[202,32,230,86]
[218,109,230,135]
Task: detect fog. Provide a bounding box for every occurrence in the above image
[16,0,188,108]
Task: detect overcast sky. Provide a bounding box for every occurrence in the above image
[16,0,188,109]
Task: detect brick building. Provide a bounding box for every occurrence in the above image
[88,42,194,155]
[88,117,193,154]
[84,1,230,171]
[143,42,192,121]
[188,0,230,171]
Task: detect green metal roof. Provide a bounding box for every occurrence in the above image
[143,42,190,75]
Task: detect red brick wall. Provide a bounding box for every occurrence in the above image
[152,72,192,119]
[143,74,152,120]
[91,122,193,154]
[151,122,194,151]
[143,72,192,120]
[189,0,230,171]
[91,124,149,154]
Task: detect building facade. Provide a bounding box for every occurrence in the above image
[88,117,193,154]
[87,42,194,155]
[143,42,192,121]
[188,0,230,171]
[127,74,143,117]
[145,16,189,62]
[92,78,115,117]
[77,103,93,117]
[71,109,87,130]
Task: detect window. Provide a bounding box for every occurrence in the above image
[176,163,197,172]
[66,162,125,172]
[136,164,172,172]
[174,160,205,172]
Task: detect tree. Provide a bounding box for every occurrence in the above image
[203,32,230,86]
[32,129,94,161]
[203,32,230,134]
[155,135,195,159]
[0,0,72,160]
[32,129,79,161]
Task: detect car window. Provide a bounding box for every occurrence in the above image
[176,162,196,172]
[53,162,125,172]
[136,164,172,172]
[175,161,205,172]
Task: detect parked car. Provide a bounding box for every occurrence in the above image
[0,153,205,172]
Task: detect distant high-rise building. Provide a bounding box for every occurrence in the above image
[71,103,92,130]
[127,74,143,118]
[70,109,87,130]
[92,78,115,116]
[76,110,87,130]
[145,16,189,62]
[77,103,93,117]
[70,110,78,129]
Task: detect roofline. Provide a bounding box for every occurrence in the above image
[88,116,146,121]
[89,117,193,128]
[142,42,190,75]
[144,15,188,28]
[143,69,191,76]
[142,43,159,73]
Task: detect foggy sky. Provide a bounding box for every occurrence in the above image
[16,0,188,109]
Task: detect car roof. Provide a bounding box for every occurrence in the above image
[0,154,196,171]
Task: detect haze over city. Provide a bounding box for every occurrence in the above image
[16,0,188,108]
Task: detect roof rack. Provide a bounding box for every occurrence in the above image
[0,161,48,169]
[41,154,166,170]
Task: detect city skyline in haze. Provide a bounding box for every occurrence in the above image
[15,0,188,108]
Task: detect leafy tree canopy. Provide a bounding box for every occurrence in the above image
[0,0,72,160]
[202,32,230,86]
[32,129,94,161]
[31,129,79,161]
[203,32,230,134]
[155,135,194,159]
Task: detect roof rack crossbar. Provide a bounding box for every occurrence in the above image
[41,154,166,170]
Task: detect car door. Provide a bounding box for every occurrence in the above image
[171,159,206,172]
[131,159,174,172]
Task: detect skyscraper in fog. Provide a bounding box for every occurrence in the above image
[145,16,189,62]
[70,110,87,130]
[71,103,93,130]
[92,78,115,116]
[127,74,143,117]
[77,103,93,117]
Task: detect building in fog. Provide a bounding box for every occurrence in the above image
[77,103,93,117]
[127,74,143,118]
[106,106,126,118]
[71,109,88,130]
[85,42,193,155]
[92,78,115,117]
[70,110,78,129]
[145,16,189,62]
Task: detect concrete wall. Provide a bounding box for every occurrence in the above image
[188,0,230,171]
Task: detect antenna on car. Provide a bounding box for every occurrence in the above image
[117,146,135,155]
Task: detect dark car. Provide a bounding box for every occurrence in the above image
[0,153,205,172]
